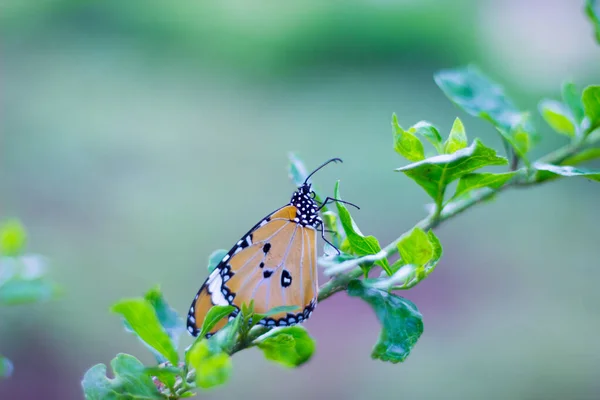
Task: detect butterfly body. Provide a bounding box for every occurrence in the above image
[187,158,356,338]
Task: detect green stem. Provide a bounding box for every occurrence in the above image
[432,186,445,222]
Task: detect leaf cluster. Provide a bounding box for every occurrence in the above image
[0,219,60,379]
[82,286,315,399]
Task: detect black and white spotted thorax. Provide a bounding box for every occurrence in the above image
[290,184,321,228]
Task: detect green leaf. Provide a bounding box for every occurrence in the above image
[198,305,236,338]
[582,85,600,129]
[396,139,507,200]
[144,286,185,347]
[434,65,536,164]
[434,65,534,136]
[586,0,600,44]
[82,353,163,400]
[321,210,342,248]
[510,124,532,160]
[187,339,232,389]
[111,299,179,365]
[411,121,444,153]
[333,182,391,274]
[539,99,577,137]
[397,228,433,268]
[259,305,301,317]
[250,305,301,329]
[534,162,600,182]
[0,355,13,379]
[144,366,181,390]
[256,326,316,368]
[0,277,60,305]
[288,152,309,187]
[347,280,423,363]
[452,172,516,201]
[207,249,227,273]
[0,220,27,257]
[561,148,600,165]
[562,82,584,124]
[390,229,442,287]
[287,153,328,210]
[392,114,425,162]
[427,231,442,269]
[443,117,468,154]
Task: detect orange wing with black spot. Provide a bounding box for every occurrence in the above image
[186,205,318,337]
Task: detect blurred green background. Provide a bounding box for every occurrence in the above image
[2,0,600,399]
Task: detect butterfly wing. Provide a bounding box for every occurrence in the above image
[187,205,318,337]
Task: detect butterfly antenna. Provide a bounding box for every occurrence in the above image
[304,158,343,184]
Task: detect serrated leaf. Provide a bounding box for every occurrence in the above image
[0,355,13,379]
[0,277,60,305]
[333,182,391,274]
[0,220,26,257]
[392,114,425,162]
[81,353,164,400]
[144,286,185,348]
[586,0,600,44]
[256,326,315,368]
[562,82,584,124]
[207,249,227,273]
[582,85,600,129]
[397,228,433,268]
[187,339,232,389]
[347,280,423,363]
[111,299,179,365]
[198,305,236,338]
[451,172,516,201]
[411,121,444,153]
[396,139,507,200]
[444,117,468,154]
[434,65,535,136]
[561,148,600,165]
[534,162,600,182]
[539,99,577,137]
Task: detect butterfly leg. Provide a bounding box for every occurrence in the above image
[318,196,360,211]
[316,220,341,255]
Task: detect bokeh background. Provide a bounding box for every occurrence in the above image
[2,0,600,399]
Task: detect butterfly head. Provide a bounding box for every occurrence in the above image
[288,158,343,228]
[290,183,320,228]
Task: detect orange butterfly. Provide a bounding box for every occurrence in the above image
[186,158,358,338]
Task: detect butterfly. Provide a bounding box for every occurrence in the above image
[186,158,358,338]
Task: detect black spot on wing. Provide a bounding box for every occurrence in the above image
[281,269,292,288]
